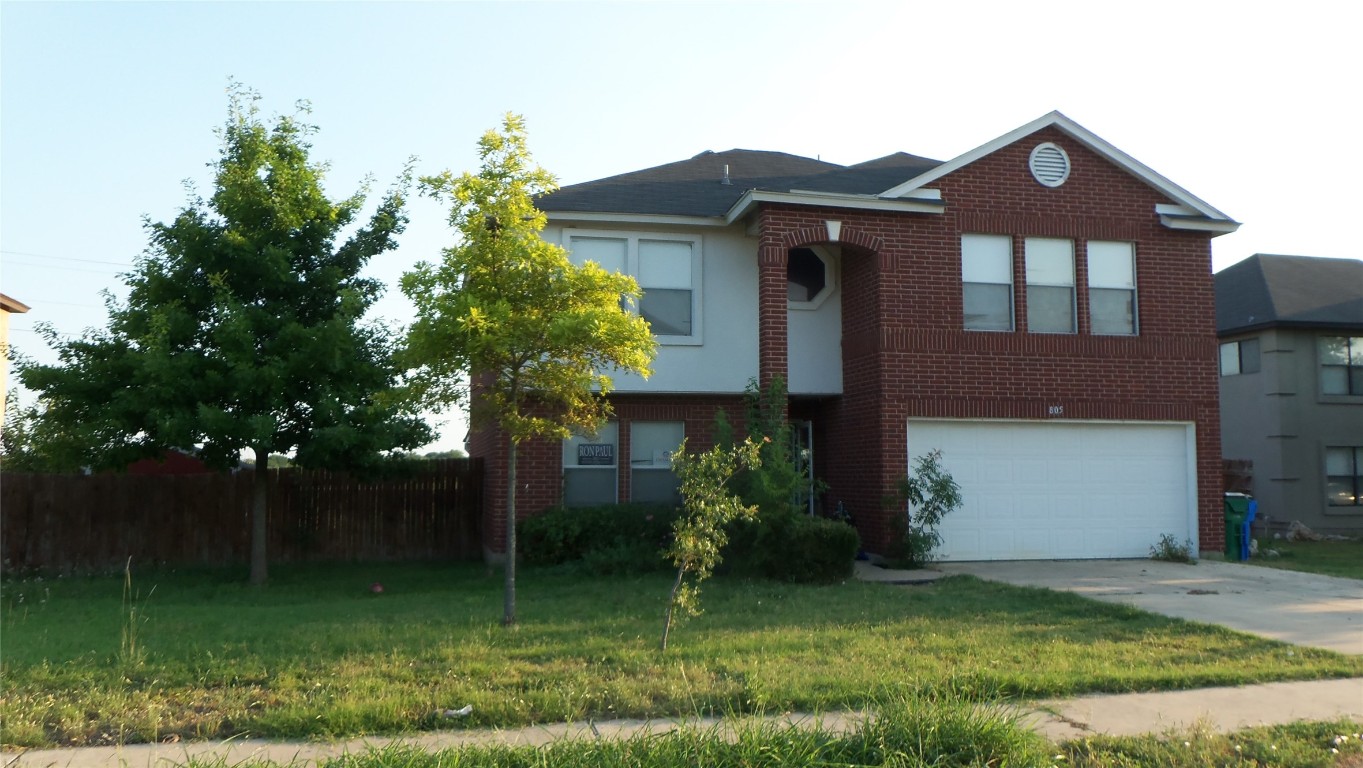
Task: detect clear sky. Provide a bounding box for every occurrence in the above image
[2,0,1357,452]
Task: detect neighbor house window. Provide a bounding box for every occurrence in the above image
[1325,446,1362,507]
[563,230,702,344]
[1025,237,1075,334]
[562,422,618,507]
[629,421,683,505]
[961,234,1013,331]
[1220,338,1260,376]
[1087,241,1137,335]
[1319,336,1363,395]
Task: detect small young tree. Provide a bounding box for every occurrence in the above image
[661,437,762,651]
[886,450,963,567]
[402,114,656,627]
[16,85,433,584]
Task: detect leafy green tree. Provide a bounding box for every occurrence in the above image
[17,85,432,584]
[885,450,963,567]
[402,114,656,626]
[661,437,762,651]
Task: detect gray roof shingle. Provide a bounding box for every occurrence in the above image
[1215,254,1363,335]
[536,149,942,218]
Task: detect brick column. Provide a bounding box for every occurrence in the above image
[757,239,789,389]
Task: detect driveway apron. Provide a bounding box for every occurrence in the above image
[934,559,1363,655]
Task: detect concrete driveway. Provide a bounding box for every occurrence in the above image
[935,559,1363,655]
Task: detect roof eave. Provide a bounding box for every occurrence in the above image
[544,210,730,228]
[725,189,945,225]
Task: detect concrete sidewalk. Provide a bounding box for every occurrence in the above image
[4,678,1361,768]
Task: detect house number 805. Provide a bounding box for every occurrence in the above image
[1047,405,1064,416]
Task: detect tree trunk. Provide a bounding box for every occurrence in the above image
[249,445,269,586]
[661,565,686,651]
[503,437,517,626]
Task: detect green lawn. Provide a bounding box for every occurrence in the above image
[1250,539,1363,580]
[207,715,1363,768]
[4,562,1362,749]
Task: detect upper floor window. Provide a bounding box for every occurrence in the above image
[1087,241,1138,335]
[787,247,837,308]
[563,230,702,345]
[1220,338,1260,376]
[961,234,1013,331]
[1319,336,1363,395]
[1325,446,1362,507]
[1025,237,1075,334]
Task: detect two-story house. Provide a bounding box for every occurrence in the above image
[1216,254,1363,534]
[469,111,1239,561]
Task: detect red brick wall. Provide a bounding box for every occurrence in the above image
[475,395,747,554]
[755,125,1224,554]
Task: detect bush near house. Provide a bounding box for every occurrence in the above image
[519,503,859,583]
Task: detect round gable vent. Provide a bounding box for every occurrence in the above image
[1029,142,1071,187]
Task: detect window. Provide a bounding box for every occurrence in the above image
[563,231,702,343]
[630,421,683,504]
[961,234,1013,331]
[562,423,617,507]
[787,247,836,307]
[1325,447,1362,507]
[1025,238,1075,334]
[1319,336,1363,395]
[1220,338,1260,376]
[1087,241,1137,335]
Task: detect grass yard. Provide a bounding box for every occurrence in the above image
[4,562,1362,749]
[226,715,1362,768]
[1250,538,1363,580]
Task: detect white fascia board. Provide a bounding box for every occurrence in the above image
[724,189,944,225]
[545,210,729,228]
[879,111,1238,226]
[1157,207,1242,234]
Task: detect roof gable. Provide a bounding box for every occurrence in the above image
[1216,254,1363,334]
[879,111,1237,231]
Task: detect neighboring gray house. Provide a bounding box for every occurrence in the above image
[1216,254,1363,534]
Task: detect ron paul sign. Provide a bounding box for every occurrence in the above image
[577,444,614,466]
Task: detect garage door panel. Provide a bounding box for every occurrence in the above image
[907,420,1193,561]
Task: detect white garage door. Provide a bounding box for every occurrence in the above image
[906,420,1196,561]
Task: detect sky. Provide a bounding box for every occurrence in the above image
[2,0,1358,453]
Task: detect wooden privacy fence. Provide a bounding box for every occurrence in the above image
[0,458,483,572]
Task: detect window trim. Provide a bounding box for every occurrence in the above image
[1220,338,1260,376]
[1318,335,1363,397]
[1024,237,1076,335]
[562,423,619,507]
[787,245,839,310]
[1324,445,1363,510]
[961,233,1015,332]
[629,420,684,505]
[1086,240,1139,336]
[562,229,704,346]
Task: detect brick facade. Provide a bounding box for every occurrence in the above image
[475,123,1225,558]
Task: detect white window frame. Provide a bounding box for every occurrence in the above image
[562,229,703,345]
[1324,445,1363,508]
[961,234,1014,331]
[562,423,619,507]
[787,246,838,310]
[629,421,684,504]
[1319,336,1363,396]
[1024,237,1076,334]
[1086,240,1138,336]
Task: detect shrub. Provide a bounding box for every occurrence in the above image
[885,449,963,568]
[518,503,680,573]
[760,514,859,582]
